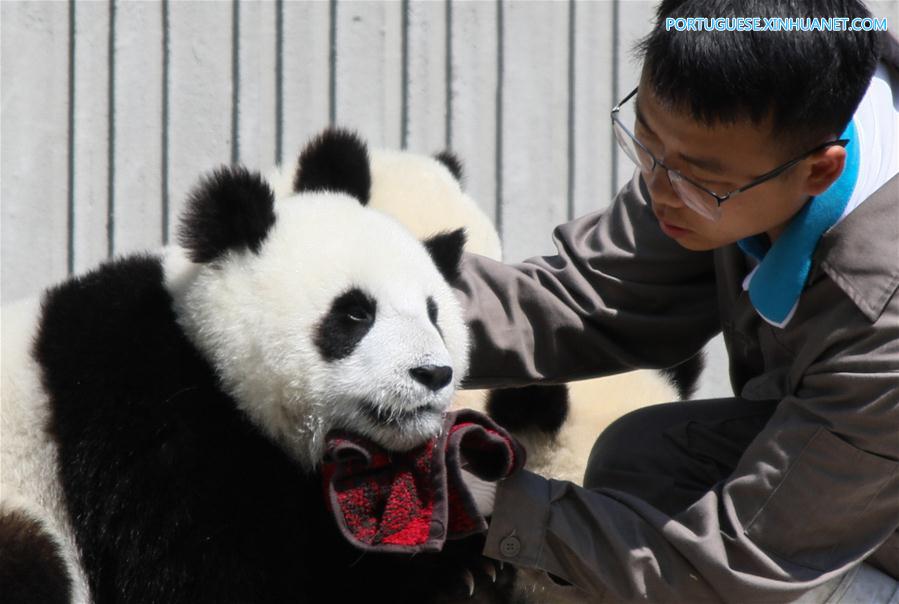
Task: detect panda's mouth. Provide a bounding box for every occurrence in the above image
[360,401,441,426]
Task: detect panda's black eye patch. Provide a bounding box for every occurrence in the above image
[426,297,438,324]
[314,288,377,362]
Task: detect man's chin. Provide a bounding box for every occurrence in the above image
[672,234,719,252]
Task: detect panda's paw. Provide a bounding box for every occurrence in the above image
[0,506,73,604]
[432,561,516,602]
[454,558,504,597]
[421,534,517,602]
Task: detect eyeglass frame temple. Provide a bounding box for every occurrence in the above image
[723,138,850,203]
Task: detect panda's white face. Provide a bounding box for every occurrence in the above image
[166,192,470,470]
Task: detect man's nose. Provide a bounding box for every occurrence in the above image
[645,169,685,209]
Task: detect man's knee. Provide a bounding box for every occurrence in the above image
[583,397,778,492]
[584,402,677,481]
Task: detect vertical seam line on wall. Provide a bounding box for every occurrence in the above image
[445,0,452,150]
[401,0,409,149]
[566,0,575,222]
[611,0,620,200]
[329,0,337,126]
[275,0,284,164]
[107,0,117,258]
[231,0,240,164]
[67,0,76,275]
[162,0,170,244]
[495,0,504,238]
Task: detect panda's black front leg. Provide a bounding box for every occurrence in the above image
[314,502,516,603]
[0,508,73,604]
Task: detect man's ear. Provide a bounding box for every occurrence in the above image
[804,144,847,197]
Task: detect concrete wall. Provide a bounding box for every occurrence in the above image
[3,0,896,399]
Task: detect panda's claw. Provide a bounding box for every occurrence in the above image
[482,560,497,583]
[463,568,475,597]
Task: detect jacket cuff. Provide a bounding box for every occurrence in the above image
[483,469,571,579]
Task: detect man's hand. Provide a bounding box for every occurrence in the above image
[460,467,498,517]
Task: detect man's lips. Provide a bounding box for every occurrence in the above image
[660,220,690,236]
[653,210,692,238]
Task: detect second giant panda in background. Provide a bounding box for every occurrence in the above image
[273,147,702,486]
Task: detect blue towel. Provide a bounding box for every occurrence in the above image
[738,119,860,327]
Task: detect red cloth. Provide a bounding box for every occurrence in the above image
[322,409,526,553]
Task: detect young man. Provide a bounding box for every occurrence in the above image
[454,1,899,601]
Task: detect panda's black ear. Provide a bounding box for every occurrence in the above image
[423,228,467,283]
[433,150,464,184]
[293,128,371,205]
[178,165,276,264]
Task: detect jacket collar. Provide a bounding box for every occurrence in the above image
[813,172,899,322]
[738,120,860,327]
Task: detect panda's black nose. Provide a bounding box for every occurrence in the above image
[409,365,453,391]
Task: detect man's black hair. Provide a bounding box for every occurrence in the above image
[637,0,882,153]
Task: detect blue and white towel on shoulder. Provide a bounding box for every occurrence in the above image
[739,61,899,328]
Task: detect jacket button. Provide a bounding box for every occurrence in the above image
[500,535,521,558]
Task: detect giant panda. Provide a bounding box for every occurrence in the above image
[0,129,519,603]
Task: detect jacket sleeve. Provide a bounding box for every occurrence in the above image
[482,288,899,603]
[451,170,719,390]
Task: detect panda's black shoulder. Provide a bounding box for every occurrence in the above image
[36,253,168,350]
[34,253,184,394]
[37,253,167,325]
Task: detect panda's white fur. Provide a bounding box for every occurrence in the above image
[163,192,469,469]
[367,150,504,260]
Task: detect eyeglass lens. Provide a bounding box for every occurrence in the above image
[613,119,721,221]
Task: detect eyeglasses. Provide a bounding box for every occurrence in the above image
[611,87,849,222]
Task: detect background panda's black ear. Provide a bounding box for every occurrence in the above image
[423,228,467,283]
[293,128,371,205]
[433,150,464,184]
[178,166,276,264]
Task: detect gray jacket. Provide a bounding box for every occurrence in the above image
[450,51,899,600]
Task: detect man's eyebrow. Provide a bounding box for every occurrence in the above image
[635,94,728,176]
[634,97,657,137]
